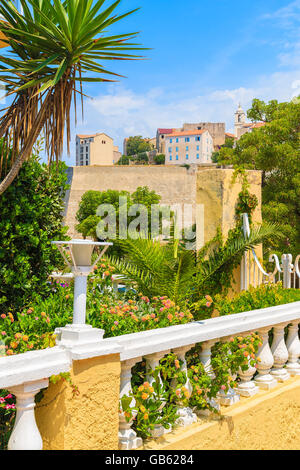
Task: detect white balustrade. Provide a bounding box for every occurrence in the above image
[119,358,143,450]
[0,300,300,451]
[254,327,277,390]
[198,339,220,414]
[236,331,259,397]
[8,379,49,450]
[217,336,240,406]
[146,350,170,438]
[286,321,300,376]
[171,345,197,427]
[270,323,290,382]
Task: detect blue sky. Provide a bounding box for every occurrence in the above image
[18,0,300,164]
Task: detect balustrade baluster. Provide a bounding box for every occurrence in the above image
[217,336,240,406]
[146,350,170,438]
[198,339,220,415]
[286,321,300,376]
[236,332,259,397]
[171,345,197,427]
[254,327,277,390]
[119,358,143,450]
[270,323,290,382]
[8,379,48,450]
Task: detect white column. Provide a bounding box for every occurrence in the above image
[8,379,49,450]
[270,323,290,382]
[254,327,277,390]
[146,350,170,438]
[236,332,259,397]
[172,345,197,427]
[198,339,220,415]
[119,358,143,450]
[217,337,240,406]
[286,321,300,376]
[73,274,88,325]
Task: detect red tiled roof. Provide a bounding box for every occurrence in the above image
[165,129,208,138]
[157,128,174,135]
[225,132,235,138]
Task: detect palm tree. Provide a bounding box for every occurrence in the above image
[107,223,282,307]
[0,0,146,194]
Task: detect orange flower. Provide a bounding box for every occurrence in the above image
[143,413,149,420]
[22,335,29,342]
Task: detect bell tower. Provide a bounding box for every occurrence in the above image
[234,103,246,137]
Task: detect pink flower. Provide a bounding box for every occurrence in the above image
[206,302,211,308]
[1,331,6,336]
[221,385,226,391]
[0,397,5,403]
[114,321,119,326]
[1,314,6,319]
[5,394,13,399]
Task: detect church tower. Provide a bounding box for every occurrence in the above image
[234,103,246,137]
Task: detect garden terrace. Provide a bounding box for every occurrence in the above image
[0,301,299,450]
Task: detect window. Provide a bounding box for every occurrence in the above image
[170,138,173,143]
[186,146,189,151]
[102,140,106,144]
[169,147,172,153]
[176,138,179,143]
[186,154,189,160]
[170,155,172,161]
[195,136,201,141]
[176,147,179,152]
[196,145,200,151]
[86,146,89,152]
[185,137,190,142]
[176,155,179,160]
[197,154,200,159]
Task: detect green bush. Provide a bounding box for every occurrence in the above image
[194,283,300,320]
[0,157,69,314]
[153,154,165,165]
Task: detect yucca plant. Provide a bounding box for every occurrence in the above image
[107,223,282,307]
[0,0,145,194]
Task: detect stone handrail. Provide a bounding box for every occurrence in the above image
[116,301,300,449]
[1,302,300,450]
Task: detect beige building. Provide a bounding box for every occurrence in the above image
[164,129,214,165]
[156,122,225,153]
[234,104,265,139]
[76,133,121,166]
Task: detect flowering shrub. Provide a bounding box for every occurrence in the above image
[193,284,300,321]
[0,390,16,450]
[120,333,261,440]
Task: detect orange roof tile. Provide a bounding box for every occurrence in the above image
[165,129,208,138]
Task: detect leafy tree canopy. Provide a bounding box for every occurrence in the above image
[126,136,153,156]
[219,98,300,256]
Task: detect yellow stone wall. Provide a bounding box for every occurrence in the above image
[144,378,300,451]
[35,354,121,450]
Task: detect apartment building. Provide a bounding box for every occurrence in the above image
[164,129,213,165]
[76,133,121,166]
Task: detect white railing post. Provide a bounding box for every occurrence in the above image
[198,339,220,415]
[119,358,143,450]
[270,323,290,382]
[8,379,49,450]
[282,254,292,289]
[146,350,170,438]
[254,327,277,390]
[286,321,300,376]
[236,332,259,397]
[172,345,197,427]
[217,336,240,406]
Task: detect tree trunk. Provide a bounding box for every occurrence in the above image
[0,93,52,196]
